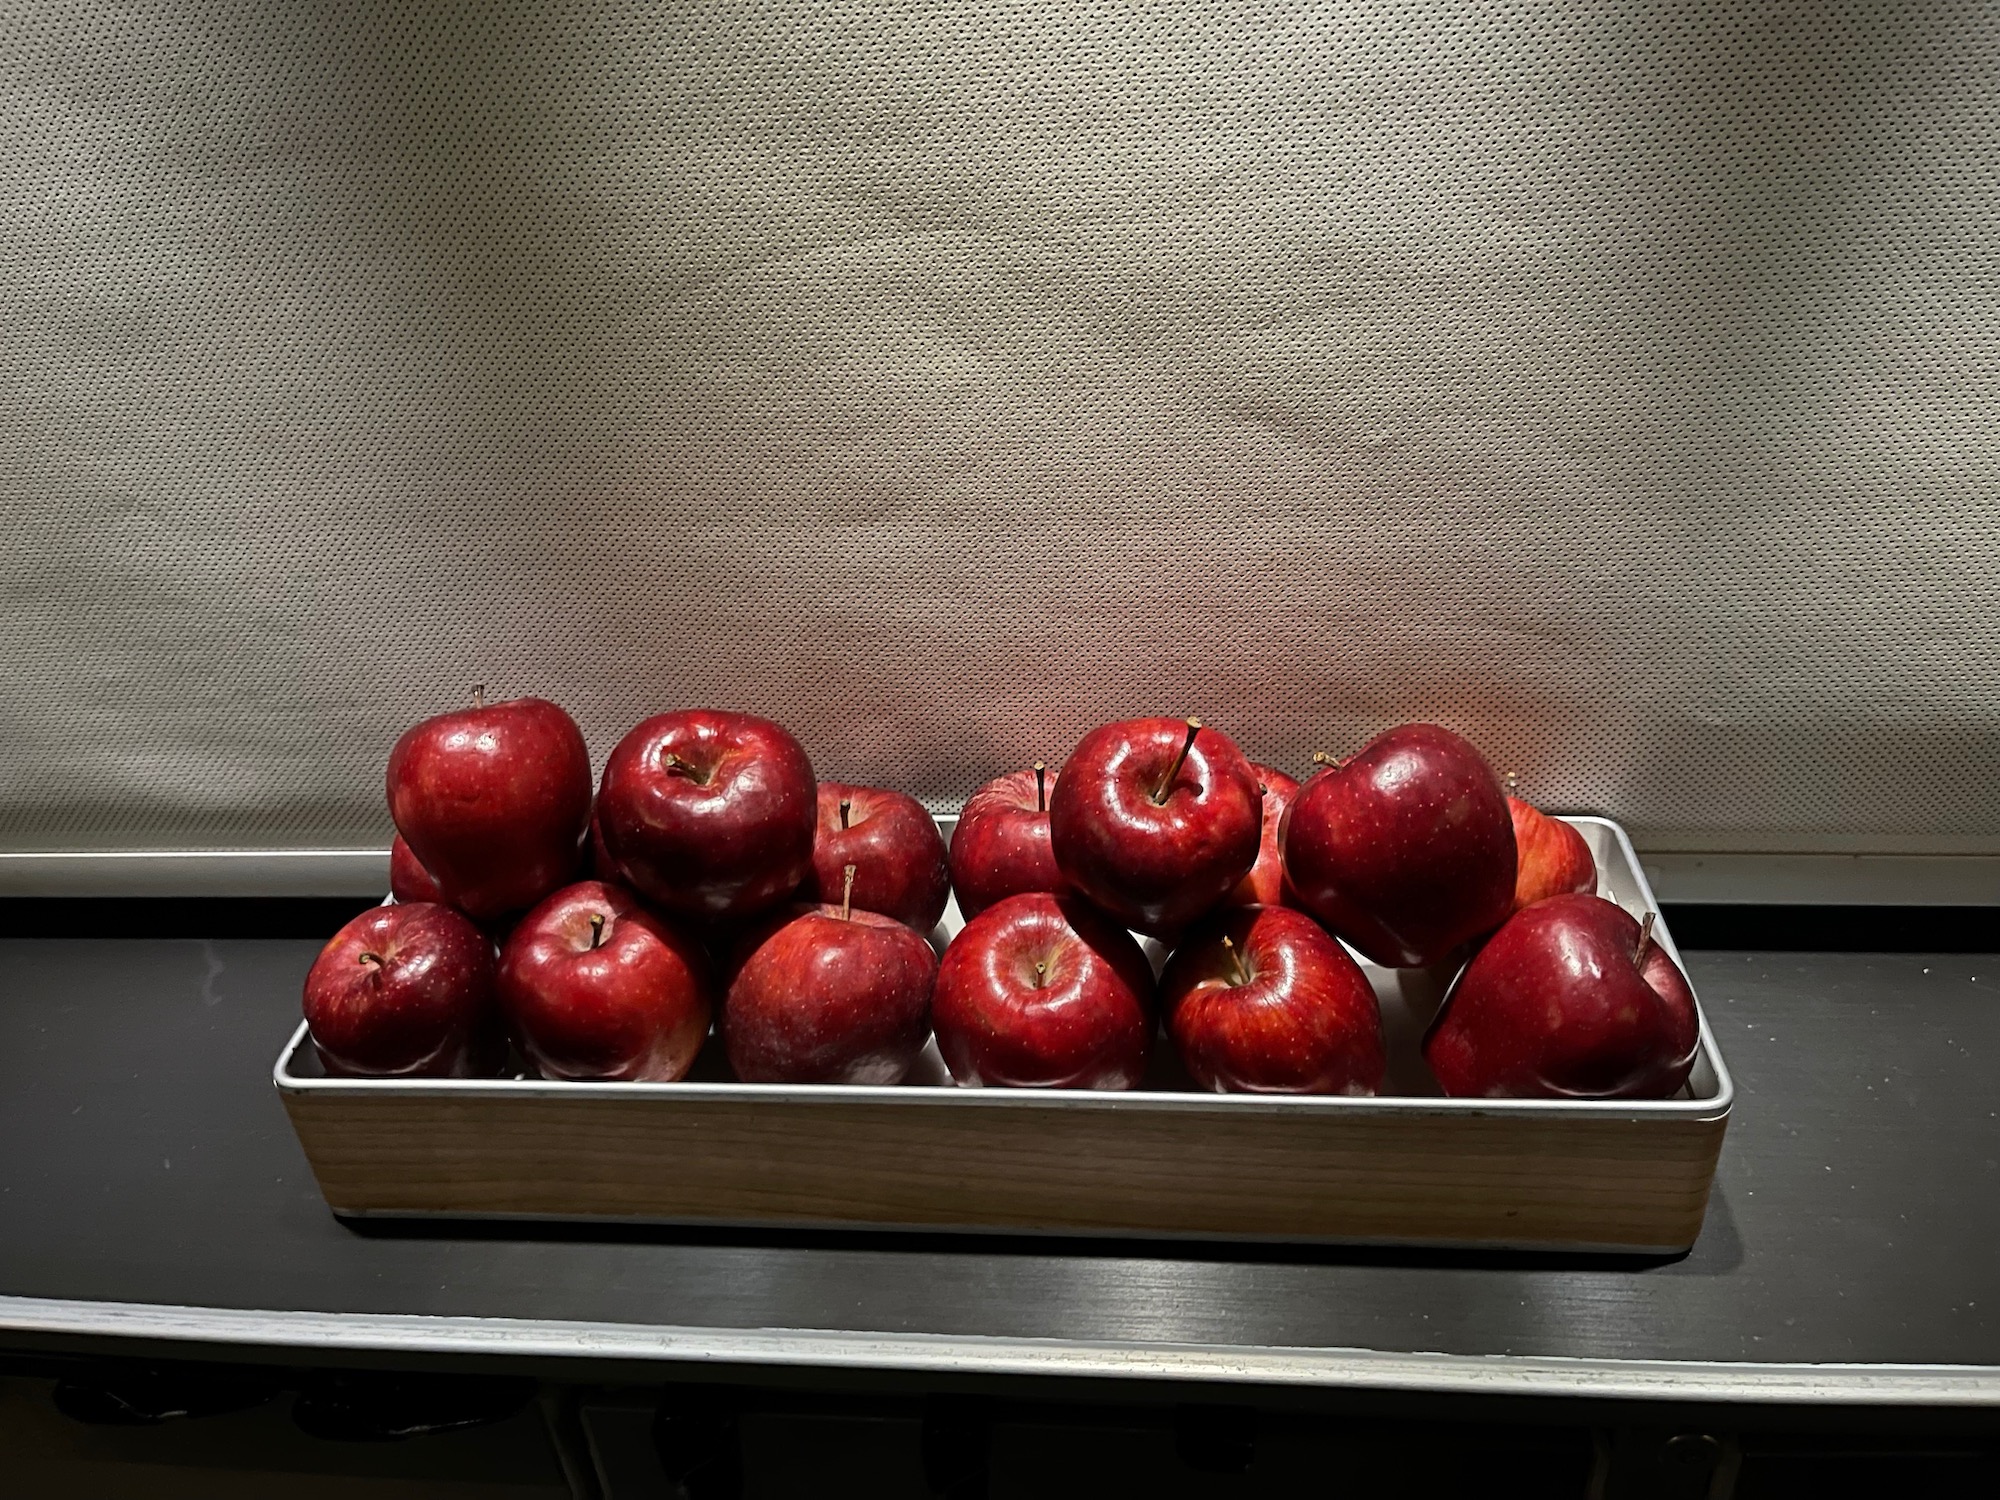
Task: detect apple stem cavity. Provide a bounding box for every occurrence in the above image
[840,864,856,922]
[1033,761,1047,812]
[1220,935,1250,987]
[839,797,852,830]
[1635,909,1657,964]
[589,913,605,950]
[1152,718,1202,806]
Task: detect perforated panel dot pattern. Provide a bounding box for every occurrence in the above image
[2,2,1997,853]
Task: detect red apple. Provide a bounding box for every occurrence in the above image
[387,694,591,922]
[722,875,937,1084]
[584,804,615,879]
[932,891,1155,1089]
[1509,796,1597,911]
[597,710,816,921]
[1048,718,1262,937]
[498,880,712,1082]
[948,763,1066,919]
[1425,893,1699,1099]
[1224,764,1301,908]
[303,903,496,1077]
[810,783,951,932]
[1281,724,1515,967]
[389,835,444,905]
[1161,905,1384,1094]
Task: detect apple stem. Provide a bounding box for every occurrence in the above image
[839,798,852,830]
[472,683,484,709]
[589,913,605,950]
[840,864,856,922]
[1635,909,1657,964]
[358,952,382,968]
[1152,718,1202,806]
[1220,935,1250,986]
[663,752,701,782]
[1507,770,1519,796]
[1033,960,1047,988]
[1033,761,1047,812]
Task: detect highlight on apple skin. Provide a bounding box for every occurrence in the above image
[1048,717,1262,938]
[1281,723,1516,968]
[932,891,1156,1090]
[498,879,713,1083]
[1424,893,1699,1100]
[303,902,498,1078]
[1161,904,1385,1096]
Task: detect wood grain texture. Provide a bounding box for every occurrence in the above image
[283,1090,1727,1251]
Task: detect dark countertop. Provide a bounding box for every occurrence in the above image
[0,935,1994,1396]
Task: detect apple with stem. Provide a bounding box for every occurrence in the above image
[1161,905,1384,1094]
[810,783,951,932]
[723,867,938,1084]
[387,689,592,922]
[303,902,497,1077]
[597,710,816,921]
[498,879,712,1082]
[932,891,1155,1089]
[1048,717,1261,937]
[1424,893,1699,1099]
[948,762,1066,919]
[1281,724,1515,967]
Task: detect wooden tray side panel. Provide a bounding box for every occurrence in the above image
[283,1092,1727,1251]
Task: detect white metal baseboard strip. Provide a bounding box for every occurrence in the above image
[0,1296,1993,1405]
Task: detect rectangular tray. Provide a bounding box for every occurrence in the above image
[276,816,1733,1252]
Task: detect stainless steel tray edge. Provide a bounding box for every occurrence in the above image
[274,815,1733,1126]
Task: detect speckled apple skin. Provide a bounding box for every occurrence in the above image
[810,783,951,932]
[1224,764,1302,909]
[597,710,816,921]
[499,879,713,1083]
[1508,796,1598,911]
[387,697,592,922]
[1163,904,1384,1095]
[723,904,937,1084]
[949,766,1067,918]
[304,902,497,1077]
[933,891,1156,1089]
[1425,893,1699,1099]
[1048,718,1262,937]
[1280,723,1515,968]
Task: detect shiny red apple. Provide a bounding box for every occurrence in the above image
[498,880,712,1082]
[948,763,1066,919]
[932,891,1155,1089]
[1281,724,1515,967]
[1161,905,1385,1094]
[1509,795,1597,911]
[1224,764,1301,908]
[1048,717,1262,937]
[1425,893,1699,1099]
[597,710,816,921]
[386,694,591,922]
[303,903,497,1077]
[722,876,937,1084]
[389,835,444,905]
[810,783,950,932]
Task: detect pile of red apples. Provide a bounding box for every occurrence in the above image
[304,698,1699,1100]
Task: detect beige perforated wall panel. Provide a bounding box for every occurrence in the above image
[3,2,1997,855]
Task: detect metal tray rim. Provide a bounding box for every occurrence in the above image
[274,815,1734,1123]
